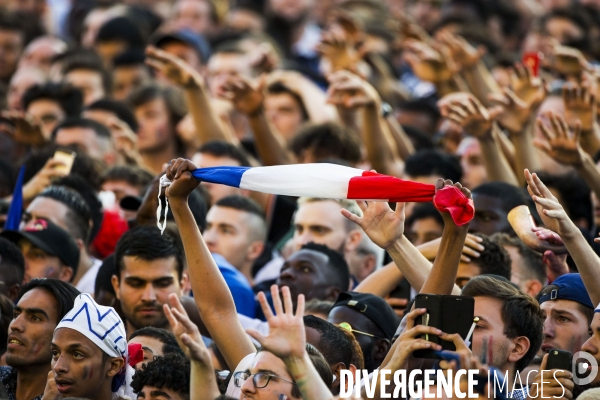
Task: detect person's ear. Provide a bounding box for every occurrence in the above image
[508,336,530,364]
[246,241,265,262]
[361,254,376,279]
[7,284,20,302]
[111,275,121,300]
[179,273,190,294]
[374,338,392,361]
[330,361,345,392]
[345,230,362,252]
[525,279,543,297]
[59,266,73,282]
[325,287,342,302]
[106,356,125,377]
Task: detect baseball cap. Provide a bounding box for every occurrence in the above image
[1,218,80,275]
[331,292,400,340]
[538,273,593,309]
[150,29,211,64]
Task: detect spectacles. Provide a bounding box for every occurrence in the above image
[233,371,297,389]
[338,322,387,340]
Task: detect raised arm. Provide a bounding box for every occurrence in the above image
[562,81,600,159]
[146,46,232,146]
[525,169,600,306]
[164,294,220,400]
[441,93,519,186]
[327,70,404,177]
[219,74,292,166]
[165,158,255,369]
[247,285,334,400]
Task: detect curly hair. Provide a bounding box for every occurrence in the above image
[130,354,190,398]
[470,234,512,280]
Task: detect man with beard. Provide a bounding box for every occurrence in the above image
[111,226,188,338]
[0,279,80,400]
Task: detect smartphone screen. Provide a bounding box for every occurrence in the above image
[53,150,76,175]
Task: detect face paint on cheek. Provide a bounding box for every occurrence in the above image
[43,266,56,277]
[83,366,90,380]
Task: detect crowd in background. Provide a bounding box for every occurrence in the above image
[1,0,600,398]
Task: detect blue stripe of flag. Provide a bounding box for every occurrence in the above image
[190,166,249,188]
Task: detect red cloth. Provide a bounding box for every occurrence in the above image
[347,171,474,225]
[128,342,144,367]
[91,210,129,259]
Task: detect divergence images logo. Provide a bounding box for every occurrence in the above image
[572,351,598,385]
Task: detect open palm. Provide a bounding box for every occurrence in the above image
[247,286,306,360]
[342,200,405,250]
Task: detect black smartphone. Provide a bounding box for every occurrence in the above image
[389,278,412,300]
[441,295,474,351]
[546,349,572,371]
[414,294,474,358]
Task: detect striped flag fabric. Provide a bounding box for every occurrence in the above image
[158,163,474,229]
[4,166,25,231]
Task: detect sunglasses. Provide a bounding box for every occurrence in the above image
[338,322,387,340]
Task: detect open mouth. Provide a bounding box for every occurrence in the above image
[540,344,554,353]
[55,379,74,393]
[7,337,24,348]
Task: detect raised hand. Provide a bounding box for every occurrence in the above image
[524,169,579,240]
[145,45,204,88]
[1,110,48,146]
[165,158,200,201]
[418,233,485,263]
[217,75,265,115]
[326,70,380,109]
[403,39,455,83]
[563,82,597,132]
[436,31,484,71]
[533,111,585,166]
[488,88,532,133]
[509,63,546,108]
[553,44,591,77]
[341,200,405,250]
[164,293,211,364]
[439,93,502,139]
[317,11,363,73]
[41,371,60,400]
[22,157,69,202]
[246,285,306,360]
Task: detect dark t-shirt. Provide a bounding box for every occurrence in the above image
[0,366,43,400]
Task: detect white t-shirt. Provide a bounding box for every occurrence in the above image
[75,257,102,294]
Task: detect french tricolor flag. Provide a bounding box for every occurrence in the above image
[160,163,474,226]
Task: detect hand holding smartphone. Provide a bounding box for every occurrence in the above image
[52,151,76,175]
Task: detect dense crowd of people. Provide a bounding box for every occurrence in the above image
[1,0,600,398]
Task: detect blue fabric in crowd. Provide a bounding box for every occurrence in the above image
[212,253,257,318]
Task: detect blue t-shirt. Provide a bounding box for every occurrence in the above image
[212,253,256,318]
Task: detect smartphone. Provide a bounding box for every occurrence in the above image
[522,52,542,77]
[414,294,443,346]
[546,349,572,371]
[53,150,76,175]
[440,295,474,351]
[414,294,474,358]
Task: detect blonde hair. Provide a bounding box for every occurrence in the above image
[297,197,363,231]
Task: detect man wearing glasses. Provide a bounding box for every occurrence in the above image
[329,292,400,372]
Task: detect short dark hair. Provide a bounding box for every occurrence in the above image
[95,17,144,48]
[100,166,153,192]
[19,278,81,322]
[470,234,512,279]
[94,254,116,299]
[492,233,545,284]
[266,81,309,121]
[404,150,462,182]
[130,354,190,397]
[53,174,104,244]
[85,99,139,132]
[129,327,185,358]
[114,226,184,280]
[128,84,186,126]
[405,202,444,230]
[36,186,91,244]
[300,242,350,293]
[197,141,251,166]
[472,182,528,213]
[22,83,83,117]
[51,117,112,140]
[113,48,146,67]
[398,99,441,129]
[0,237,25,287]
[461,275,543,372]
[289,122,362,165]
[303,315,363,369]
[214,195,265,220]
[61,50,112,95]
